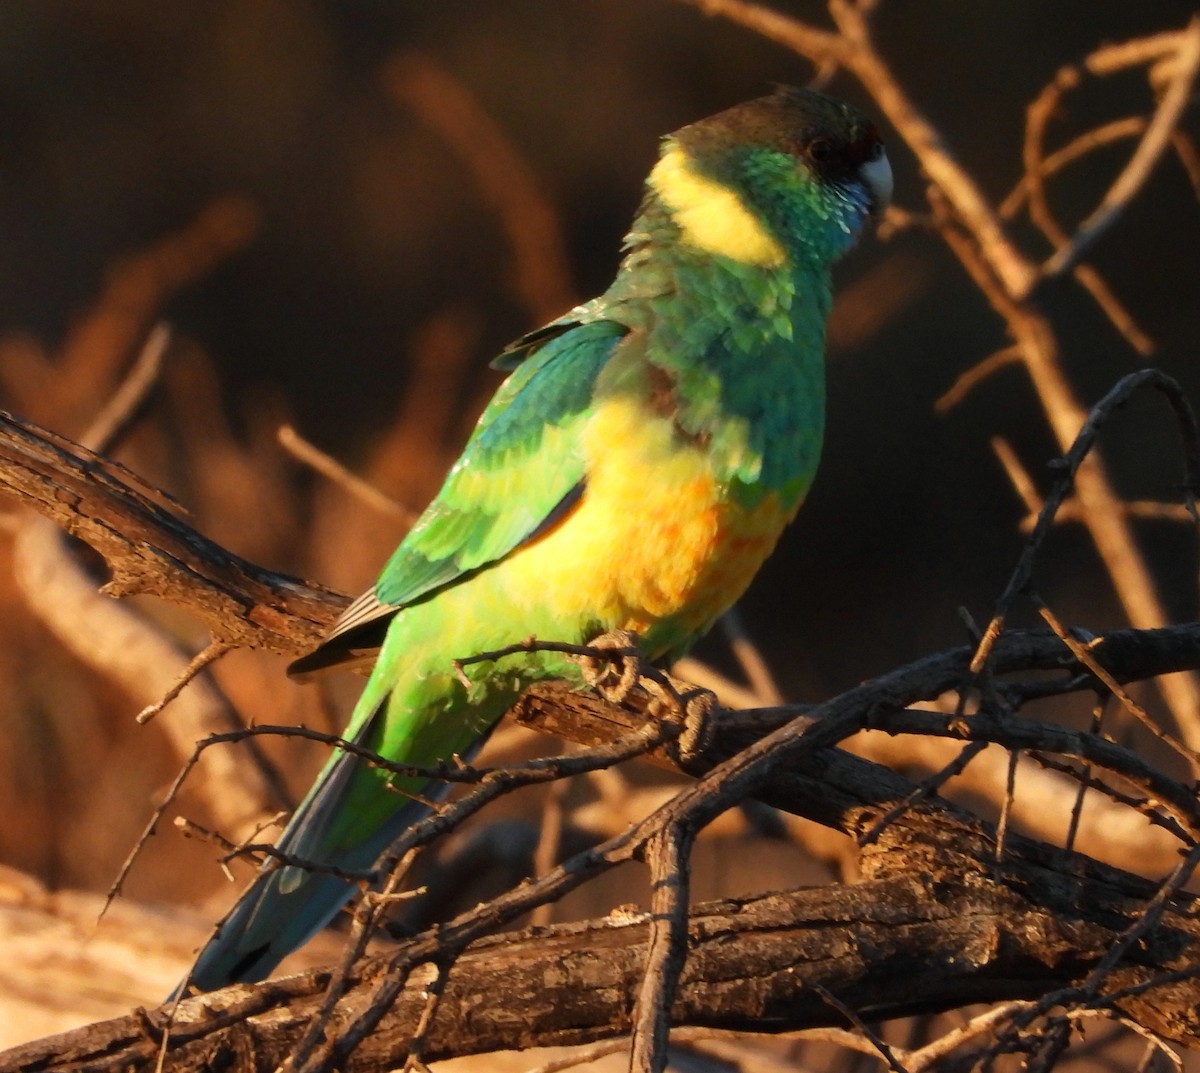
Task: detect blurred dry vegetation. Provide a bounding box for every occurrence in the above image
[1,1,1200,1069]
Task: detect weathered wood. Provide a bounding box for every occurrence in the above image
[4,681,1200,1071]
[3,825,1197,1073]
[4,408,1200,1070]
[0,409,345,654]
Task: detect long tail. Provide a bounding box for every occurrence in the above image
[177,799,427,995]
[176,716,492,996]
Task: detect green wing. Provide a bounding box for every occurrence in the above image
[289,316,626,676]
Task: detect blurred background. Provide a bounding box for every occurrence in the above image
[0,0,1198,1052]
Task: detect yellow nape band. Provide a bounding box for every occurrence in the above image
[649,147,786,267]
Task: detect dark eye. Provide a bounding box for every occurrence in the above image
[866,140,885,161]
[807,139,835,164]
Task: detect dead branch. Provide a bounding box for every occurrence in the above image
[0,408,344,656]
[12,517,283,832]
[1,405,1200,1071]
[5,682,1200,1072]
[8,329,291,829]
[684,0,1200,750]
[1,14,1197,1064]
[382,53,576,323]
[1041,19,1200,279]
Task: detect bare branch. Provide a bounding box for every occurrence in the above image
[382,53,576,323]
[0,408,346,654]
[277,424,417,524]
[630,825,693,1073]
[1041,17,1200,280]
[8,711,1200,1072]
[672,0,848,70]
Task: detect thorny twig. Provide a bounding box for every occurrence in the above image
[809,983,912,1073]
[1026,748,1192,847]
[1033,596,1200,773]
[990,842,1200,1071]
[279,847,423,1073]
[113,713,677,924]
[857,740,987,849]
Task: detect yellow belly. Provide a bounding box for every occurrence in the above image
[502,394,796,638]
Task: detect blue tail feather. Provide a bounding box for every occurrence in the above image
[174,717,494,997]
[176,790,433,996]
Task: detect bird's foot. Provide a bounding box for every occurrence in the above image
[575,629,643,703]
[646,681,719,764]
[576,631,718,761]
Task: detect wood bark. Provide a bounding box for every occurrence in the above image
[3,682,1200,1071]
[0,409,344,655]
[2,408,1200,1070]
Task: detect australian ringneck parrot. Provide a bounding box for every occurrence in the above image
[181,85,892,993]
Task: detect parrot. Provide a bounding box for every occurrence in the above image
[180,85,892,993]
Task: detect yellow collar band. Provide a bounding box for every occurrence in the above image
[648,147,786,268]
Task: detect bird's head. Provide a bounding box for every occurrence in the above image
[648,86,892,270]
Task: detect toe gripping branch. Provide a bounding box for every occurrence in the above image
[574,629,719,763]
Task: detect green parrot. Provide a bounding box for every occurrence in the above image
[182,86,891,992]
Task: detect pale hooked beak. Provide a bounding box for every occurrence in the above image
[861,147,893,215]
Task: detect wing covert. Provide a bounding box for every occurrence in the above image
[288,316,625,677]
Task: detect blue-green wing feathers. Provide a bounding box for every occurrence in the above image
[288,317,624,677]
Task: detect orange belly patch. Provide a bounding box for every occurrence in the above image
[502,394,797,637]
